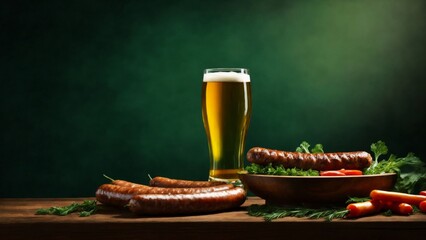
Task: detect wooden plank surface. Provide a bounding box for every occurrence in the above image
[1,197,425,240]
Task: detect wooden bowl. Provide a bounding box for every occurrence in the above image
[239,173,397,205]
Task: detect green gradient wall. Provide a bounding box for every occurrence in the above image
[2,0,425,197]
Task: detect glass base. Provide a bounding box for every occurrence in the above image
[208,176,243,187]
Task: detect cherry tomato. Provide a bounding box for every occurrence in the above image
[320,171,345,176]
[338,169,363,175]
[419,200,426,213]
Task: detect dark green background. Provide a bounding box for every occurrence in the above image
[1,0,425,197]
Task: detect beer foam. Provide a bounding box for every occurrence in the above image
[203,72,250,82]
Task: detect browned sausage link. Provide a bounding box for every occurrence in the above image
[96,183,235,207]
[246,147,373,171]
[111,179,147,188]
[96,184,153,207]
[103,174,147,188]
[149,176,227,188]
[128,187,246,215]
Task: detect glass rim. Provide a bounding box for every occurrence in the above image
[204,68,249,74]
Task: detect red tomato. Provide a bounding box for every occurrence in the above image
[320,171,345,176]
[320,169,362,176]
[339,169,363,175]
[420,191,426,196]
[382,201,413,215]
[396,203,414,215]
[420,200,426,213]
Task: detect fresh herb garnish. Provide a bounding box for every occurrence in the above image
[296,141,324,153]
[311,144,324,153]
[296,141,310,153]
[247,204,348,222]
[364,141,426,193]
[35,200,98,217]
[345,196,371,204]
[382,209,393,216]
[394,164,426,194]
[246,163,319,176]
[370,140,388,169]
[413,205,421,214]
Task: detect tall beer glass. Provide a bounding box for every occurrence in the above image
[202,68,251,183]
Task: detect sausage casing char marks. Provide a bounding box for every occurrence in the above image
[246,147,373,171]
[150,176,227,188]
[111,179,147,189]
[96,184,145,207]
[96,183,235,207]
[128,187,246,215]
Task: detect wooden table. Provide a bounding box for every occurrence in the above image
[1,197,425,240]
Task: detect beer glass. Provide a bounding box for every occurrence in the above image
[202,68,251,183]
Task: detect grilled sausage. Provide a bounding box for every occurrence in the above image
[150,176,227,188]
[128,187,246,215]
[111,179,147,188]
[96,184,145,207]
[96,183,235,207]
[246,147,372,171]
[103,174,148,188]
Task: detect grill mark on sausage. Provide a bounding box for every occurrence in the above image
[96,183,235,207]
[149,176,227,188]
[128,187,246,215]
[110,180,147,189]
[246,147,372,171]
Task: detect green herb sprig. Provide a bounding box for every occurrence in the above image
[345,196,371,204]
[248,204,348,222]
[364,141,426,193]
[35,200,98,217]
[246,163,319,176]
[296,141,324,153]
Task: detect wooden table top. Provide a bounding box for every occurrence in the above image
[1,197,425,240]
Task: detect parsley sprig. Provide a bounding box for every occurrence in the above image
[246,163,319,176]
[364,141,426,193]
[296,141,324,153]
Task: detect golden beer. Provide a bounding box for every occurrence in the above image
[202,69,251,183]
